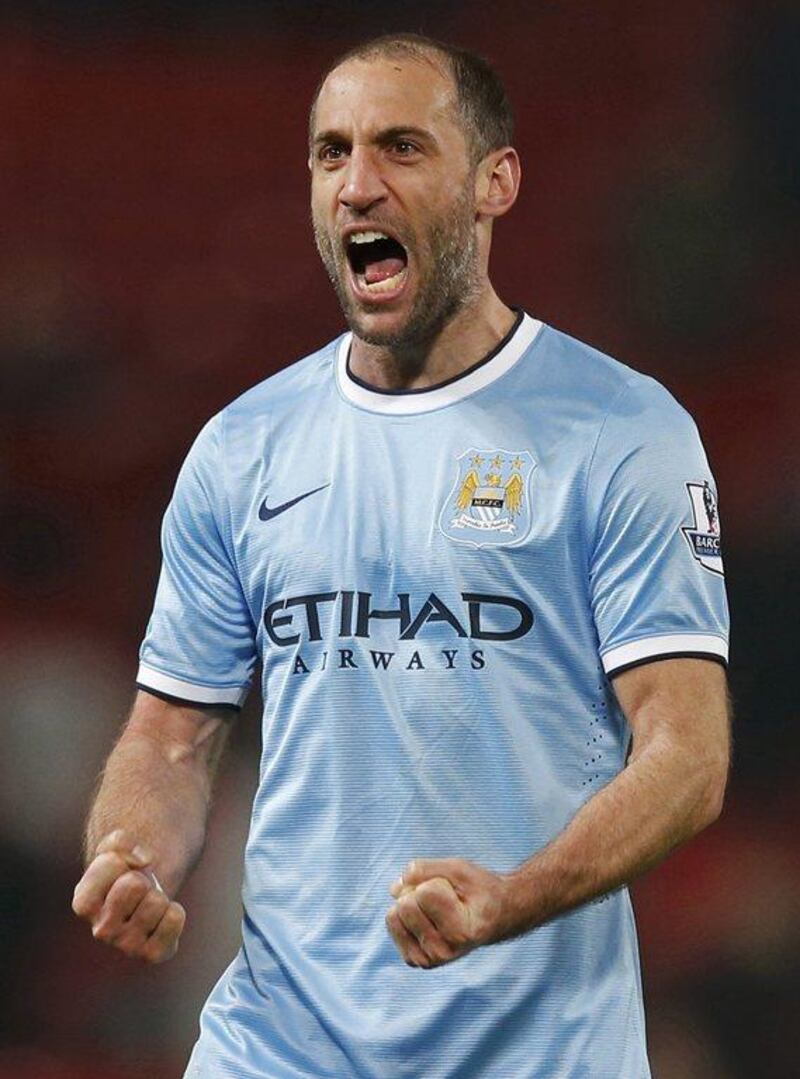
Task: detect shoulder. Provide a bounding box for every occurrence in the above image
[189,335,343,463]
[173,335,343,478]
[536,321,698,437]
[220,335,342,424]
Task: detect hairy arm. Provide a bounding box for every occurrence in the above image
[386,657,731,967]
[498,657,730,931]
[73,688,236,962]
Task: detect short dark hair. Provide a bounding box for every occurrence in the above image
[309,32,514,164]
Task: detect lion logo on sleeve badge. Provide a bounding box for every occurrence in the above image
[682,481,724,575]
[439,448,536,548]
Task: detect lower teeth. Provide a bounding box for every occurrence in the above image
[363,269,406,293]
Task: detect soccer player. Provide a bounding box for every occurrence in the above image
[72,33,731,1078]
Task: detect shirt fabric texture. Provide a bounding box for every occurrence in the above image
[138,313,729,1078]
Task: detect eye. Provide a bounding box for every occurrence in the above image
[318,143,348,164]
[392,139,418,156]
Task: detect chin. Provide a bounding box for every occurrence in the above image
[338,296,410,346]
[348,313,411,347]
[339,274,465,350]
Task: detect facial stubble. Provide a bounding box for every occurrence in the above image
[312,180,481,350]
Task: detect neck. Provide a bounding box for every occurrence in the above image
[348,286,517,391]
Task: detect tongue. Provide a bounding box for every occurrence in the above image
[364,257,405,284]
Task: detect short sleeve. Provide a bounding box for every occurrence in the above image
[587,377,729,679]
[137,413,257,707]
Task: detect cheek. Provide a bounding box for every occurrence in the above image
[310,201,334,249]
[310,178,336,223]
[309,191,324,227]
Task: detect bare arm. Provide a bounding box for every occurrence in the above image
[496,656,730,931]
[386,657,731,967]
[72,689,236,962]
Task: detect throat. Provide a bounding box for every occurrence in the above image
[347,300,520,391]
[349,334,470,391]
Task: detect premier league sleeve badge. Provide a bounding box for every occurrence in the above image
[682,481,724,575]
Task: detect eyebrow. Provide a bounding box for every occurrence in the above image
[312,125,437,148]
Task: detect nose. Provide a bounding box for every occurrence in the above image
[338,147,388,214]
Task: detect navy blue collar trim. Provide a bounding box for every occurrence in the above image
[344,308,525,397]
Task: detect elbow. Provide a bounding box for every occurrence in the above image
[690,757,729,834]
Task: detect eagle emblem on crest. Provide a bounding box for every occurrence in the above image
[439,447,536,548]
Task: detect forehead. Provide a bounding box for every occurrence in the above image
[313,54,461,140]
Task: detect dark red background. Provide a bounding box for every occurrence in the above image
[1,2,797,1076]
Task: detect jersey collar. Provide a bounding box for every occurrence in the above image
[335,311,543,415]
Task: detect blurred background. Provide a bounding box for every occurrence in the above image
[1,1,798,1076]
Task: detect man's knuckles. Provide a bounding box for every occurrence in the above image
[79,850,132,894]
[142,905,185,964]
[91,920,115,943]
[148,902,185,942]
[135,886,171,921]
[71,887,95,919]
[114,932,164,961]
[89,873,167,939]
[416,876,460,908]
[421,934,454,964]
[93,899,184,960]
[86,850,123,876]
[104,869,155,913]
[72,875,117,919]
[415,881,470,932]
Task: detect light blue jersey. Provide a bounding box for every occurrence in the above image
[138,312,728,1079]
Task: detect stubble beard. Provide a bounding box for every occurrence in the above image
[312,182,481,351]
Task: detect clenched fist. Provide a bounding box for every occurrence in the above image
[385,857,514,969]
[72,829,186,963]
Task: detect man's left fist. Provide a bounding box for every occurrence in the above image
[385,857,513,969]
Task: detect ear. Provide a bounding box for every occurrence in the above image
[475,147,521,220]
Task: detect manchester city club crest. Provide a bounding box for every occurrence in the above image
[439,448,536,548]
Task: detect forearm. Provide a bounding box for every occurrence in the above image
[387,661,730,970]
[84,696,231,895]
[498,730,726,940]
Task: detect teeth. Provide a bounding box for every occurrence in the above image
[364,268,407,292]
[349,230,390,244]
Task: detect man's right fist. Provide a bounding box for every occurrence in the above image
[72,829,186,963]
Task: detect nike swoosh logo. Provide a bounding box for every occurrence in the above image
[258,483,330,522]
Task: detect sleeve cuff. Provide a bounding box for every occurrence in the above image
[136,664,249,708]
[601,633,728,678]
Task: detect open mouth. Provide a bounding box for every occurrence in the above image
[345,230,409,295]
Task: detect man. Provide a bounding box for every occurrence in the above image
[72,33,730,1078]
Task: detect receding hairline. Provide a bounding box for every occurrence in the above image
[309,33,515,164]
[309,42,460,139]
